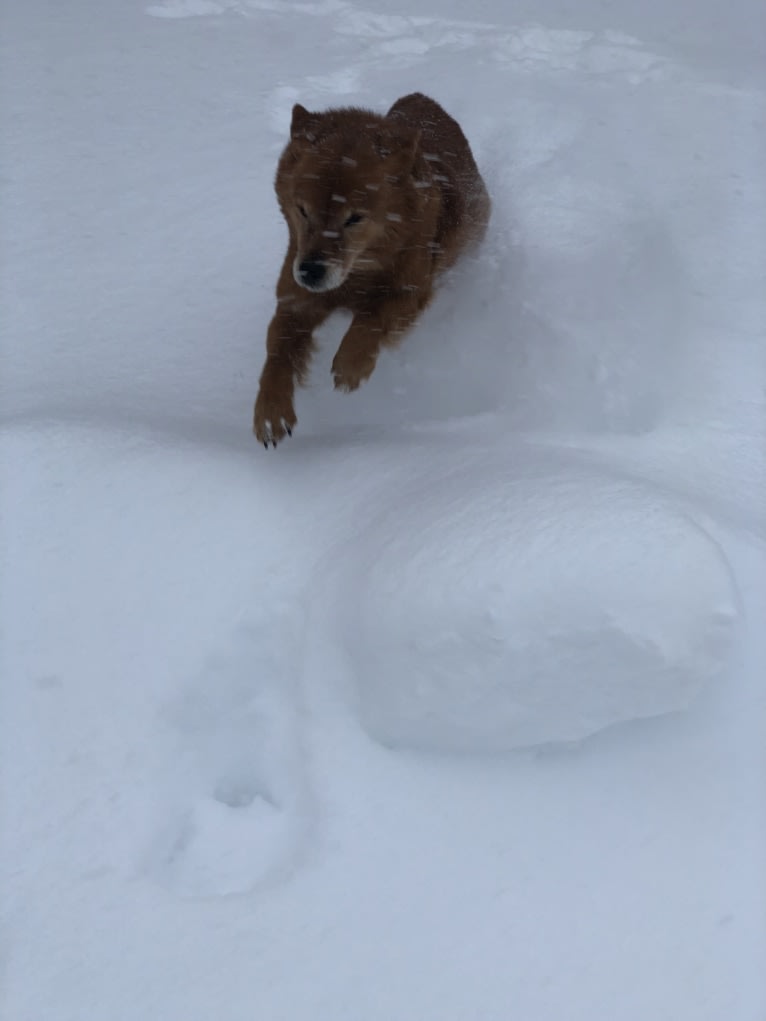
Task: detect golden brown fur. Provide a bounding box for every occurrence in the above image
[253,92,491,447]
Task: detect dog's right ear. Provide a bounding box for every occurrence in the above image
[375,126,421,168]
[290,104,320,143]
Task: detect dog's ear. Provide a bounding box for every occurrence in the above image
[290,104,321,143]
[375,126,421,168]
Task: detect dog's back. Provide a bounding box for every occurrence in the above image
[386,92,491,270]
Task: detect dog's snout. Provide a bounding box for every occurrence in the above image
[298,259,327,288]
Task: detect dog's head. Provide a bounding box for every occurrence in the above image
[276,103,420,293]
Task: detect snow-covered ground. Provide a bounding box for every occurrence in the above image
[2,1,765,1018]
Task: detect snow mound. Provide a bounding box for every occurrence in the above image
[340,452,739,752]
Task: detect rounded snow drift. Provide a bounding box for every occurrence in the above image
[341,458,739,752]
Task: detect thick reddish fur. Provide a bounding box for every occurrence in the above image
[253,92,491,447]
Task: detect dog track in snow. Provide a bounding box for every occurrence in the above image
[146,612,313,898]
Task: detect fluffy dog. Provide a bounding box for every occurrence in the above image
[253,92,490,447]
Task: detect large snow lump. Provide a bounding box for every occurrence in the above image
[341,457,739,752]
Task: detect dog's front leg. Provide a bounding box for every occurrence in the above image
[254,298,327,448]
[331,289,430,393]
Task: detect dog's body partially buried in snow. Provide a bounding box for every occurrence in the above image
[253,92,491,447]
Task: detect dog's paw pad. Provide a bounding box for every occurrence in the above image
[331,358,375,393]
[254,413,296,449]
[253,381,297,448]
[332,373,357,393]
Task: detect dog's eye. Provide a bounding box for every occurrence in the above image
[297,204,308,219]
[344,213,364,228]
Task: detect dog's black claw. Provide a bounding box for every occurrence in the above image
[263,441,269,450]
[286,427,292,437]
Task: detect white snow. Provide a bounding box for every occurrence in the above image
[2,0,765,1019]
[336,444,739,752]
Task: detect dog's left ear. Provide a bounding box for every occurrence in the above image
[375,126,421,167]
[290,104,321,143]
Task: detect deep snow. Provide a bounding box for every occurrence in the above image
[1,0,765,1019]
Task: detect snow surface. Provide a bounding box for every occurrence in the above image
[337,444,738,752]
[1,0,765,1019]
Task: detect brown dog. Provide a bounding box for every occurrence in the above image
[253,92,491,447]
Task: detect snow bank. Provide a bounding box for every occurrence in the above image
[340,448,739,751]
[4,0,764,1015]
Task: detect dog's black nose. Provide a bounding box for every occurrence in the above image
[298,259,326,288]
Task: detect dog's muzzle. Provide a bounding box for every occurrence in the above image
[297,258,327,290]
[293,255,347,292]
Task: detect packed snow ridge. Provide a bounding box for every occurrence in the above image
[331,441,739,752]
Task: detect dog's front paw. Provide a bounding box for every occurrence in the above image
[253,385,296,449]
[331,346,377,393]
